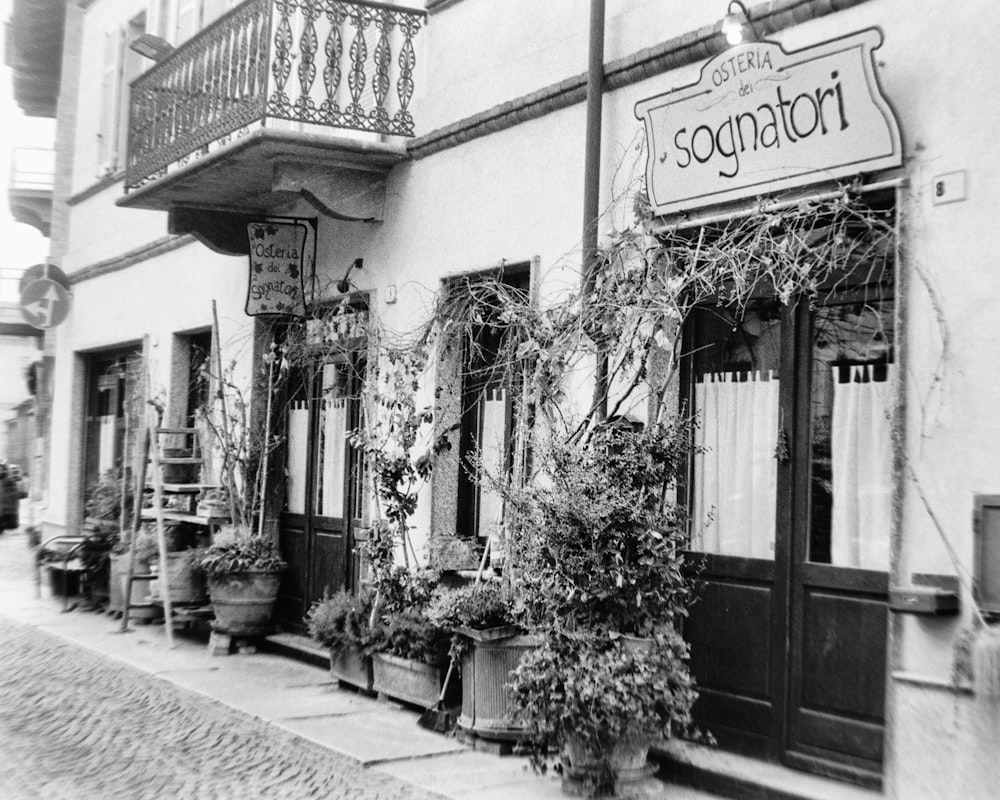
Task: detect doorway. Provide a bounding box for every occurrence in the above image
[275,355,366,631]
[680,204,895,786]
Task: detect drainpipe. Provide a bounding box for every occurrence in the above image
[582,0,607,421]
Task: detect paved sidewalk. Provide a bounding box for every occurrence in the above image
[0,527,717,800]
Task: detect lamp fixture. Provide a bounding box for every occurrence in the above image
[337,258,363,293]
[721,1,760,46]
[129,33,175,62]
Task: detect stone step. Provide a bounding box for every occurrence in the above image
[652,740,884,800]
[264,631,331,670]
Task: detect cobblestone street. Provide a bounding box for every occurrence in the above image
[0,527,447,800]
[0,615,449,800]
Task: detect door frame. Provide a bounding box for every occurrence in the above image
[276,350,366,630]
[679,190,899,786]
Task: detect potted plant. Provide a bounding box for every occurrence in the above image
[509,629,698,797]
[148,522,208,606]
[82,467,135,606]
[198,525,286,636]
[425,578,540,740]
[364,553,456,708]
[109,527,160,619]
[307,589,375,692]
[502,419,701,796]
[195,340,288,637]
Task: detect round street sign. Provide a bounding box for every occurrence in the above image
[19,263,69,296]
[20,278,71,330]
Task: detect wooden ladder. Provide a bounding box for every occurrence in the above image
[121,417,214,646]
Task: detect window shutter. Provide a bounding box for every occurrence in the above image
[176,0,198,44]
[202,0,236,28]
[97,28,126,176]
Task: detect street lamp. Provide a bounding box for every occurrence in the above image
[721,1,760,46]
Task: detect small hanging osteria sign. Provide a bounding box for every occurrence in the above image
[245,222,307,316]
[635,29,902,216]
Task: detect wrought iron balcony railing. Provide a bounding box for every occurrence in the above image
[125,0,425,193]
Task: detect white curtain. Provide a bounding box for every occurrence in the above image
[831,364,892,570]
[319,364,347,518]
[477,387,508,549]
[98,415,116,475]
[286,399,309,514]
[692,371,779,559]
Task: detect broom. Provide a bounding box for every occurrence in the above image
[418,538,492,732]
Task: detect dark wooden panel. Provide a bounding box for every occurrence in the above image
[311,527,347,601]
[689,552,775,582]
[694,687,772,739]
[799,590,887,721]
[794,707,884,765]
[687,580,772,698]
[276,516,308,628]
[801,562,889,594]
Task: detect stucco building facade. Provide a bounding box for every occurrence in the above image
[8,1,1000,797]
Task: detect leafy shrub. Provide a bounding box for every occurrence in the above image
[376,565,440,615]
[370,607,450,665]
[508,629,698,774]
[197,526,286,578]
[508,419,696,636]
[307,590,372,655]
[84,467,134,525]
[425,580,517,631]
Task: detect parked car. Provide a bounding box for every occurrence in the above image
[0,464,18,531]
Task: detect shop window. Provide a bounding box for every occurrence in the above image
[83,347,144,498]
[454,266,531,546]
[683,196,896,570]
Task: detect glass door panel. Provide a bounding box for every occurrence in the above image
[314,363,349,518]
[807,301,894,568]
[690,304,782,559]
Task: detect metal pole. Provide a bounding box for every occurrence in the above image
[582,0,607,421]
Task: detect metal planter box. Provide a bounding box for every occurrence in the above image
[372,653,455,708]
[457,627,543,741]
[330,646,374,694]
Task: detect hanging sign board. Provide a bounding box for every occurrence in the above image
[245,221,308,316]
[634,29,902,216]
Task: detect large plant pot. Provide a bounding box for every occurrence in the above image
[206,571,282,636]
[150,551,207,605]
[108,553,160,619]
[561,732,657,797]
[458,627,542,740]
[330,645,374,693]
[372,652,456,708]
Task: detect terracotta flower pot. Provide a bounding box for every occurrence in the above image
[206,570,282,636]
[561,732,657,797]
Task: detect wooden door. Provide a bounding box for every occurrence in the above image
[783,296,892,781]
[276,358,364,631]
[683,286,893,786]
